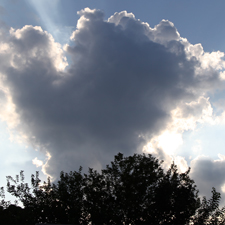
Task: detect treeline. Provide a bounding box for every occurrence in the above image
[0,153,225,224]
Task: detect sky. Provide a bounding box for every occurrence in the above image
[1,0,225,205]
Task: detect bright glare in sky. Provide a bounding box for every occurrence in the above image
[157,131,183,155]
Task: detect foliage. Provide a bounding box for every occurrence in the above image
[5,169,84,224]
[1,153,225,224]
[0,186,11,209]
[191,187,225,224]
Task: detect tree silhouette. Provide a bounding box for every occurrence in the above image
[3,152,225,224]
[86,153,200,224]
[191,187,225,224]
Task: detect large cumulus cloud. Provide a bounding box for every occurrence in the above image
[0,8,224,179]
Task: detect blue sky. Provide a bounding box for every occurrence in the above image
[1,0,225,204]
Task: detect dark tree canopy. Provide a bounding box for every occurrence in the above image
[1,153,225,224]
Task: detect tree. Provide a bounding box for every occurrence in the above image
[77,153,201,224]
[54,168,85,224]
[4,152,225,224]
[6,169,85,224]
[6,171,51,223]
[0,186,11,209]
[100,153,165,224]
[85,153,200,225]
[191,187,225,224]
[151,163,200,224]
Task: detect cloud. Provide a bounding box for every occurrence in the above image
[0,8,224,180]
[190,154,225,205]
[32,157,43,167]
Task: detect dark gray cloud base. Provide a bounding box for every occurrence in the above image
[190,156,225,206]
[0,8,222,178]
